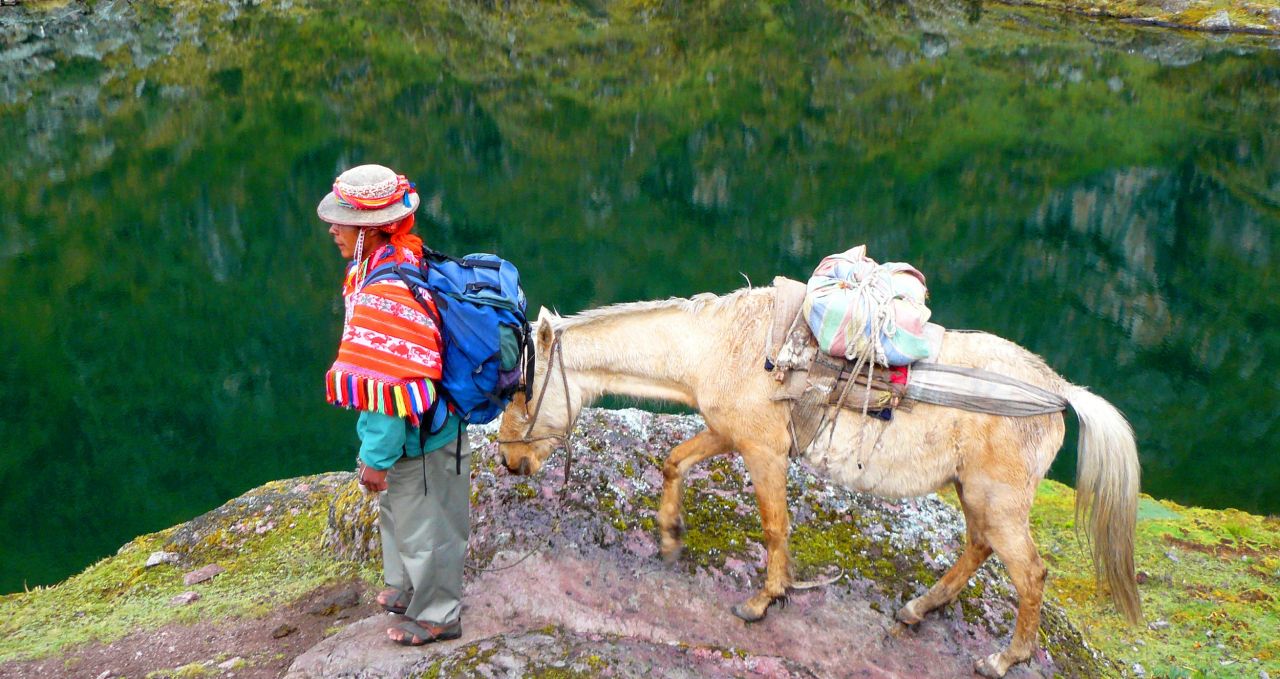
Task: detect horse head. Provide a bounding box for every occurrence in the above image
[498,308,568,475]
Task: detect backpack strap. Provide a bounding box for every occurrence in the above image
[378,262,451,451]
[390,262,444,340]
[417,396,446,451]
[362,262,405,286]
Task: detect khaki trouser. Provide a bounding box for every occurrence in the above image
[378,435,471,626]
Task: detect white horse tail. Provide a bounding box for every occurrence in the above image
[1065,386,1143,624]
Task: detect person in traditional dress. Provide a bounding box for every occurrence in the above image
[318,164,470,646]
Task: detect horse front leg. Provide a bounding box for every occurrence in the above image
[731,443,791,622]
[657,429,733,563]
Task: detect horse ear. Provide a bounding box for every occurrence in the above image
[537,315,555,351]
[536,306,558,324]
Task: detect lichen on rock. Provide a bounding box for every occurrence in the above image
[410,626,820,679]
[322,476,380,563]
[165,474,349,558]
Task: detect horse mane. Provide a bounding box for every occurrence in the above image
[556,286,767,330]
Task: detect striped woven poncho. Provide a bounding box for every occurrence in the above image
[325,245,441,426]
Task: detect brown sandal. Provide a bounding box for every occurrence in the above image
[387,620,462,646]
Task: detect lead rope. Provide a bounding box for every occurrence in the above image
[509,332,579,489]
[469,333,578,573]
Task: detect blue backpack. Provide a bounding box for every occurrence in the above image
[366,248,532,430]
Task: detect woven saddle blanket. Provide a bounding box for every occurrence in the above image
[765,277,1067,456]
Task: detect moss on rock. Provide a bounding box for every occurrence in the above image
[322,478,381,563]
[0,473,369,663]
[1013,480,1280,678]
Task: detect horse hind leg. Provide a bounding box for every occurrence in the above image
[896,482,993,627]
[657,429,733,563]
[971,490,1048,679]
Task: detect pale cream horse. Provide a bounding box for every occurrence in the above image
[497,286,1141,678]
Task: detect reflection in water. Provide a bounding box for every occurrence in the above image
[1030,167,1176,351]
[0,0,1277,593]
[1023,161,1278,516]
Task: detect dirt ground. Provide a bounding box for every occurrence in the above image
[0,580,383,679]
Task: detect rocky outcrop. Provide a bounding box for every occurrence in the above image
[295,409,1108,678]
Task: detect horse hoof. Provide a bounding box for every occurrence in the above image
[888,622,911,639]
[894,602,923,626]
[659,545,683,565]
[731,603,766,623]
[974,653,1006,679]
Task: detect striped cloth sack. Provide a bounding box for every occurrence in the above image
[325,245,442,426]
[803,245,935,367]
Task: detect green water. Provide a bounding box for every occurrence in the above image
[1,0,1276,594]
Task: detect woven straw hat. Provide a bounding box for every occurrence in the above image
[316,164,420,227]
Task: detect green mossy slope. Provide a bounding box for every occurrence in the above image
[0,473,375,664]
[944,480,1280,678]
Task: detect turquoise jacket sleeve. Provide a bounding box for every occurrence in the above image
[356,410,408,470]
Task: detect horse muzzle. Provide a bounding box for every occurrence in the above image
[504,456,533,476]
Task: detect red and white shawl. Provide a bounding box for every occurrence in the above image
[325,245,441,426]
